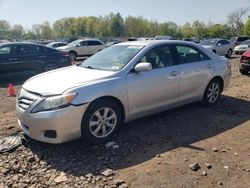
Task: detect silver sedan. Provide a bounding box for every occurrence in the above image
[17,40,231,144]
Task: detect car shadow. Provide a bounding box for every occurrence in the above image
[26,95,250,176]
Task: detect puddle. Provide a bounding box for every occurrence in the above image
[0,135,22,153]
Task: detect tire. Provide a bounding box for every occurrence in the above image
[226,49,233,58]
[239,68,249,75]
[203,79,222,106]
[69,51,77,61]
[81,99,122,144]
[44,63,58,72]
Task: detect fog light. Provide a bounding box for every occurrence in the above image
[44,130,57,139]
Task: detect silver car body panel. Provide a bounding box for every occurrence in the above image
[17,40,231,143]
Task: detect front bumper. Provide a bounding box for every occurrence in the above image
[17,89,89,144]
[234,49,247,55]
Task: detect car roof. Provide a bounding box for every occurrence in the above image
[116,40,199,47]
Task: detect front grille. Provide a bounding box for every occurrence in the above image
[18,96,35,110]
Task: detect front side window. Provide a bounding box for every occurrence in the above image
[139,45,174,69]
[18,45,42,56]
[80,45,144,71]
[176,45,209,64]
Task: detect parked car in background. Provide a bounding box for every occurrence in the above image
[233,40,250,55]
[0,42,71,78]
[230,36,249,47]
[57,39,105,60]
[155,35,173,40]
[17,40,231,144]
[105,40,122,47]
[239,50,250,75]
[46,42,68,48]
[200,39,233,58]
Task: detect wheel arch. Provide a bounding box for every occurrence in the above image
[85,96,126,123]
[209,76,224,92]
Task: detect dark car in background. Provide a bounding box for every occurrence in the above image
[0,42,72,79]
[239,50,250,75]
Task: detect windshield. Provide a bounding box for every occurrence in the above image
[80,45,144,71]
[67,40,80,46]
[200,40,217,45]
[241,40,250,45]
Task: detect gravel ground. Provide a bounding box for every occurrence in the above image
[0,55,250,188]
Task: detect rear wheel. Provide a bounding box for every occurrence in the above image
[69,51,77,61]
[81,99,122,144]
[44,63,58,72]
[226,49,233,58]
[203,79,222,105]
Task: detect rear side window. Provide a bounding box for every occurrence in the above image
[0,46,11,55]
[18,45,43,56]
[87,41,103,46]
[176,45,210,64]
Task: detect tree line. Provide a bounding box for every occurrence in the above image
[0,9,250,42]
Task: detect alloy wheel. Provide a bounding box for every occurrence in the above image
[207,82,220,103]
[89,107,117,138]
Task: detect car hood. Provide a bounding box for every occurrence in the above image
[234,45,249,49]
[243,50,250,57]
[23,66,116,96]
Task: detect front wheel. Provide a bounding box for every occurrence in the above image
[203,79,222,105]
[81,99,122,144]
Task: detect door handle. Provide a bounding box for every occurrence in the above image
[39,55,46,58]
[170,71,179,76]
[8,58,18,61]
[207,64,212,69]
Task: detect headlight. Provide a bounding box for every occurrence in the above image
[31,93,77,113]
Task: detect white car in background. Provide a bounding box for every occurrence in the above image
[233,40,250,55]
[200,39,233,58]
[57,39,105,60]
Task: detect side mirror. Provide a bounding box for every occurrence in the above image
[217,43,222,46]
[134,62,152,72]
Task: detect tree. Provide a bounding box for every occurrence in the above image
[192,20,207,40]
[40,21,52,39]
[0,20,11,39]
[243,17,250,36]
[32,24,42,39]
[227,7,249,36]
[208,24,230,38]
[10,24,24,40]
[182,23,193,38]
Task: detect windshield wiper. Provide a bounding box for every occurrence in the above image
[83,65,101,70]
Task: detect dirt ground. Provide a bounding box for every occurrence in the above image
[0,55,250,188]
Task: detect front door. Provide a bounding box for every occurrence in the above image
[126,45,180,119]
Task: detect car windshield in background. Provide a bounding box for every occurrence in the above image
[200,40,217,45]
[241,40,250,45]
[67,40,79,46]
[80,45,144,71]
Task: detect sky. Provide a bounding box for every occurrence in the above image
[0,0,250,28]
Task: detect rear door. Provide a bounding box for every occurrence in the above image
[175,44,214,103]
[0,44,19,76]
[16,44,44,74]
